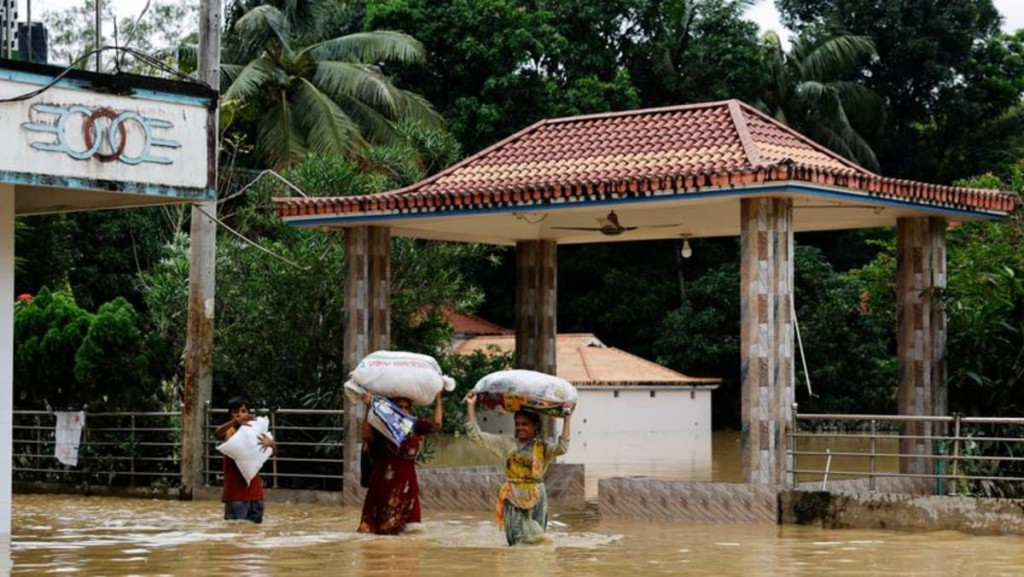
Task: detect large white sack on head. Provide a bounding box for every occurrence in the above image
[472,370,578,403]
[349,350,456,405]
[216,416,273,486]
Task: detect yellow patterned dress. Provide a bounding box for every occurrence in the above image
[464,420,569,545]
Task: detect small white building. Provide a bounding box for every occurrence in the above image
[446,311,720,494]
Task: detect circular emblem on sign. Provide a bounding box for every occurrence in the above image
[82,108,128,163]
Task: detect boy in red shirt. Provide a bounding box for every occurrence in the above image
[215,395,276,523]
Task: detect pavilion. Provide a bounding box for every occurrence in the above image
[273,99,1015,500]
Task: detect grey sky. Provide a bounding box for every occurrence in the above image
[749,0,1024,45]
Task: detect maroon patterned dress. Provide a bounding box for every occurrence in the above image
[357,419,438,534]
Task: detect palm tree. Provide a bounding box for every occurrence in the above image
[222,5,440,169]
[759,32,882,171]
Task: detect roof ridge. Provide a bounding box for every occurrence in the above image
[577,343,597,382]
[727,100,763,168]
[543,99,736,125]
[734,100,875,176]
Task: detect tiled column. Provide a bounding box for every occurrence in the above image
[342,226,391,504]
[0,184,13,537]
[896,217,947,476]
[740,198,794,486]
[515,240,557,375]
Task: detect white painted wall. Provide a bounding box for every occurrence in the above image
[0,183,13,537]
[0,78,210,189]
[478,387,715,497]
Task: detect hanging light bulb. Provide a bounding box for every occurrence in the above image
[681,239,692,259]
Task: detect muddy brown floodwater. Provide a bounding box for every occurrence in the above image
[6,493,1024,576]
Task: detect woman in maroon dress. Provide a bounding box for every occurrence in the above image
[357,393,442,534]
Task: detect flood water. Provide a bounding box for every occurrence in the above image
[7,494,1024,575]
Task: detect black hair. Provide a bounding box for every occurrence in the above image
[514,410,541,429]
[227,395,251,412]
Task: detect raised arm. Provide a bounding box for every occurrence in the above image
[547,403,574,458]
[432,392,443,429]
[463,392,511,461]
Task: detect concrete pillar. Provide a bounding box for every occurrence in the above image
[514,240,557,375]
[342,226,390,505]
[0,184,13,536]
[896,217,947,476]
[740,197,794,486]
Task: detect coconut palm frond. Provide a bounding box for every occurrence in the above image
[797,35,876,83]
[259,94,309,170]
[294,78,364,157]
[313,61,403,118]
[223,56,281,104]
[234,5,294,61]
[309,31,426,64]
[394,90,443,128]
[332,92,402,145]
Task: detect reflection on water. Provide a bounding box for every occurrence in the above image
[10,494,1024,575]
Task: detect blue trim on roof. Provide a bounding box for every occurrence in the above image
[282,183,1005,228]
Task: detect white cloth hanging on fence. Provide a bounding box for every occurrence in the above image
[54,411,85,467]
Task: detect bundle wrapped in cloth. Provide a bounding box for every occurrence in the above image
[367,397,417,447]
[344,350,456,406]
[472,369,578,416]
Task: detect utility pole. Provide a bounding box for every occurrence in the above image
[181,0,220,500]
[94,0,101,71]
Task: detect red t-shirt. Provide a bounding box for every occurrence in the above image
[220,427,265,502]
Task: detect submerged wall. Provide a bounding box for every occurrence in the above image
[781,490,1024,536]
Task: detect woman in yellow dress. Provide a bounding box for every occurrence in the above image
[463,391,573,545]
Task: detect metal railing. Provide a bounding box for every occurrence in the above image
[204,404,346,491]
[12,407,347,492]
[11,411,182,488]
[787,406,1024,497]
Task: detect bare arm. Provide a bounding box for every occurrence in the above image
[214,413,253,441]
[432,392,443,429]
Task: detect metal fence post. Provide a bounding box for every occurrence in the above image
[270,409,278,489]
[130,414,136,488]
[951,413,962,496]
[204,401,211,487]
[787,403,798,488]
[869,419,877,492]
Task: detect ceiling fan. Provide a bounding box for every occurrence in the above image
[551,210,680,237]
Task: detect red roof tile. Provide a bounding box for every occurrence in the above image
[275,100,1016,218]
[443,309,513,336]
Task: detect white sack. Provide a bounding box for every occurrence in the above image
[216,416,273,486]
[347,350,456,406]
[472,370,578,403]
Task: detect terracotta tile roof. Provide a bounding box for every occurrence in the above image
[455,334,720,387]
[275,100,1015,218]
[443,309,513,336]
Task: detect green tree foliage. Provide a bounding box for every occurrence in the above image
[435,347,515,433]
[221,4,441,168]
[142,128,486,409]
[776,0,1024,181]
[74,298,176,410]
[13,289,168,411]
[629,0,768,106]
[365,0,640,153]
[943,173,1024,415]
[16,208,179,312]
[42,0,198,74]
[759,32,882,169]
[13,288,92,410]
